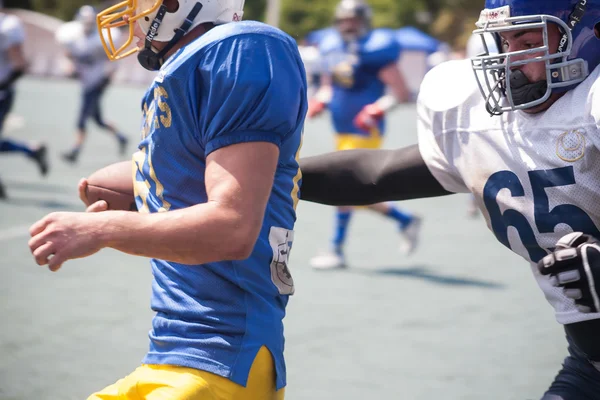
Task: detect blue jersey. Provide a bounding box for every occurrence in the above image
[133,21,307,390]
[320,29,400,135]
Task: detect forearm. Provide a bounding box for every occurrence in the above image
[314,84,332,104]
[98,202,255,264]
[374,94,401,113]
[377,63,410,108]
[299,144,451,206]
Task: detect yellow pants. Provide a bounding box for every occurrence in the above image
[335,130,383,151]
[88,346,284,400]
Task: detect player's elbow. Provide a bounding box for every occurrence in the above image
[227,241,256,261]
[225,223,260,260]
[215,213,261,261]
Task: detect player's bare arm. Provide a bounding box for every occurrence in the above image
[307,73,332,118]
[377,62,410,104]
[29,141,279,271]
[353,63,409,132]
[300,144,451,206]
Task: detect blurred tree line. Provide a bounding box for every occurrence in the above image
[6,0,485,49]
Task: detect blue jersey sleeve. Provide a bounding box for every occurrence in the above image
[362,30,401,71]
[196,34,307,156]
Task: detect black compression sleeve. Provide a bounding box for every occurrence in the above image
[0,69,24,91]
[565,319,600,363]
[299,143,452,206]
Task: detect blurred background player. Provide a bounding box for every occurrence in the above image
[307,0,421,269]
[57,5,127,164]
[0,10,48,199]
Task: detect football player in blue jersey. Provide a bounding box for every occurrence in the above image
[27,0,306,399]
[58,5,128,164]
[307,0,422,270]
[300,0,600,398]
[0,11,48,198]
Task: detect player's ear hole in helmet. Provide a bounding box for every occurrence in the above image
[469,0,600,116]
[96,0,244,70]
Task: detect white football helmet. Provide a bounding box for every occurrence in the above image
[77,5,97,35]
[97,0,245,63]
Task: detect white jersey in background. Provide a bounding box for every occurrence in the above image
[418,59,600,325]
[465,32,499,58]
[0,13,25,89]
[56,22,117,90]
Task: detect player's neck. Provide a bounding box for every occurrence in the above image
[155,23,215,62]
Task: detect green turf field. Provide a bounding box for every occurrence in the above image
[0,78,566,400]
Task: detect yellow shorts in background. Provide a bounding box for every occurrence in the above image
[87,346,284,400]
[335,130,383,151]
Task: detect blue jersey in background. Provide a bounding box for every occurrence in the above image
[319,29,400,135]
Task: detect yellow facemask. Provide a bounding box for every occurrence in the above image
[96,0,162,61]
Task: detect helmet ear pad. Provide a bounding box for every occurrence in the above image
[138,47,163,71]
[163,0,180,13]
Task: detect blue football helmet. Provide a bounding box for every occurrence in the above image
[470,0,600,115]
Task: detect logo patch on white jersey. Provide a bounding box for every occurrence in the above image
[556,129,586,162]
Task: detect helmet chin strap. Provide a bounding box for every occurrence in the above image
[137,2,204,71]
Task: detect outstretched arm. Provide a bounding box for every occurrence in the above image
[299,144,452,206]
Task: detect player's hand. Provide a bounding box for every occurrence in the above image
[78,178,108,212]
[86,200,108,213]
[28,212,107,272]
[538,232,600,313]
[307,99,326,118]
[353,103,385,133]
[78,178,91,207]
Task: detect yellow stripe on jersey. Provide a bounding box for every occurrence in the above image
[291,136,303,211]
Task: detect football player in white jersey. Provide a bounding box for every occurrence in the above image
[59,5,128,164]
[0,11,49,198]
[299,0,600,398]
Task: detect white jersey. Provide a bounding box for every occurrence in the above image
[58,22,115,90]
[0,13,25,88]
[418,59,600,325]
[465,32,499,58]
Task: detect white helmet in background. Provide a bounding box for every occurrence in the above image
[97,0,245,70]
[76,5,97,35]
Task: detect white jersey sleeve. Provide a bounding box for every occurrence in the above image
[590,74,600,133]
[0,14,25,51]
[417,60,475,194]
